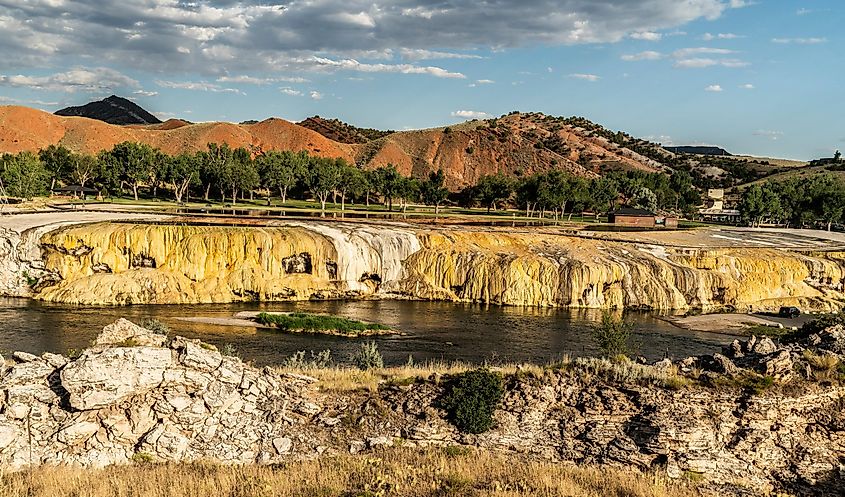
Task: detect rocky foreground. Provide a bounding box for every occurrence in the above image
[0,319,843,496]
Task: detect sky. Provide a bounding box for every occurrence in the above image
[0,0,842,160]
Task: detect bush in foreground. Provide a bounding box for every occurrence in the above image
[438,369,504,434]
[590,312,633,357]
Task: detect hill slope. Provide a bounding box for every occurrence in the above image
[55,95,162,125]
[0,105,770,190]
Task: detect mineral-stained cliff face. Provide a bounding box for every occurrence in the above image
[35,222,420,305]
[0,319,843,496]
[26,222,845,310]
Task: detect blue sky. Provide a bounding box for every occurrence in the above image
[0,0,841,160]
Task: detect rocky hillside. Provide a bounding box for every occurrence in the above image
[0,317,842,496]
[298,116,394,144]
[54,95,161,125]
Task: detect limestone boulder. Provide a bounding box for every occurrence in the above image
[94,318,168,347]
[60,347,173,410]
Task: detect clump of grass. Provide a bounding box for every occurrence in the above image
[282,350,333,369]
[256,312,391,336]
[220,343,239,358]
[570,356,690,389]
[352,342,383,371]
[139,318,170,336]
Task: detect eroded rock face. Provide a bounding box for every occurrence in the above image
[0,319,843,496]
[4,222,844,310]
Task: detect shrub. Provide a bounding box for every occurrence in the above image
[282,350,333,369]
[139,318,170,336]
[590,312,632,357]
[438,369,503,434]
[352,342,383,370]
[220,343,239,358]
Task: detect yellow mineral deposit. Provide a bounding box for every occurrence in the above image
[36,222,845,310]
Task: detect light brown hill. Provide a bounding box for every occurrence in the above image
[0,106,664,189]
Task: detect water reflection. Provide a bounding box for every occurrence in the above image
[0,298,733,367]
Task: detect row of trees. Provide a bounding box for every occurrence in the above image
[740,175,845,230]
[1,143,451,215]
[458,169,701,218]
[2,142,704,218]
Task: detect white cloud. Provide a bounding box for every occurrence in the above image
[218,75,310,85]
[451,110,490,119]
[399,49,483,61]
[468,79,495,87]
[569,73,601,82]
[133,90,158,97]
[279,87,303,96]
[754,130,784,140]
[672,47,736,57]
[307,57,465,79]
[702,32,741,41]
[0,67,139,92]
[309,90,323,100]
[155,80,242,94]
[631,31,662,41]
[0,0,749,81]
[704,84,723,92]
[621,50,663,61]
[771,37,827,44]
[740,83,754,89]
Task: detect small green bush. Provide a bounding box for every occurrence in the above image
[352,342,383,370]
[438,369,503,434]
[590,312,632,357]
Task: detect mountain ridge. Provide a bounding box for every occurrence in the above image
[54,95,162,125]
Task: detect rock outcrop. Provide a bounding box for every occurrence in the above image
[19,221,845,310]
[0,319,843,496]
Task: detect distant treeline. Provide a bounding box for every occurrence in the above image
[740,175,845,230]
[0,142,701,217]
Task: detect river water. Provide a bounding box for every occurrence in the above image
[0,297,735,367]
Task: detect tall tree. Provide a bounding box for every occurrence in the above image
[306,156,343,214]
[258,150,307,204]
[100,142,156,201]
[167,152,201,203]
[374,165,402,211]
[336,162,366,211]
[38,145,73,191]
[474,173,513,214]
[1,152,50,200]
[421,169,449,214]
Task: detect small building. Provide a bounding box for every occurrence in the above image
[609,207,657,227]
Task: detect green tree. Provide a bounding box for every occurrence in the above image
[589,177,619,218]
[1,152,50,200]
[336,160,366,211]
[421,169,449,214]
[306,156,343,214]
[740,184,766,227]
[38,145,73,190]
[474,173,512,213]
[516,174,540,217]
[230,147,259,203]
[258,150,307,204]
[631,186,657,213]
[201,143,234,202]
[374,165,403,211]
[396,176,420,214]
[167,152,201,203]
[101,142,156,201]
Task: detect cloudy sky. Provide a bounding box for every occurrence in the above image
[0,0,841,159]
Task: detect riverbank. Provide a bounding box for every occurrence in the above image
[0,318,842,496]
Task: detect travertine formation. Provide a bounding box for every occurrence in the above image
[21,221,845,310]
[0,319,842,496]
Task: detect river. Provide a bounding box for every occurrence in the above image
[0,297,737,367]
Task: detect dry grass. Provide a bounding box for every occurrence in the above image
[276,361,549,392]
[0,447,700,497]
